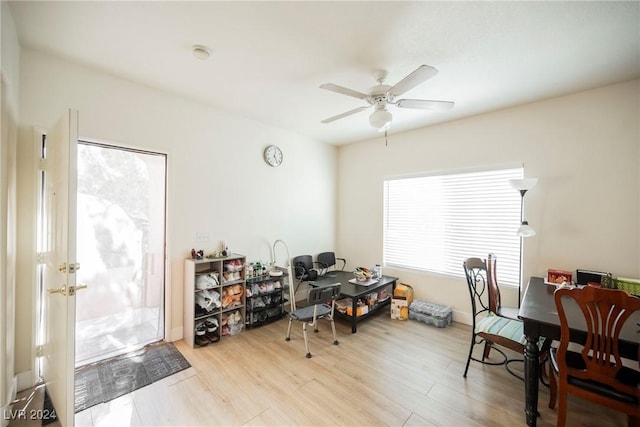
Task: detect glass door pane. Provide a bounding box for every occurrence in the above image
[75,142,166,366]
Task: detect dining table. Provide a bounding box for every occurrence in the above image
[518,276,640,427]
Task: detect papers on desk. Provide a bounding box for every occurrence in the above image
[348,278,379,286]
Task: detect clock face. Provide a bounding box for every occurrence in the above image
[264,145,283,167]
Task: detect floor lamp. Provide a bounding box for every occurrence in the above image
[509,178,538,308]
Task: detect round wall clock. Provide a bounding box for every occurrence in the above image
[263,145,283,167]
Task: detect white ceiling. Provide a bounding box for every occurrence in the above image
[8,1,640,146]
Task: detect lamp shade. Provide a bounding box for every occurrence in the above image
[517,221,536,237]
[509,178,538,191]
[369,108,392,131]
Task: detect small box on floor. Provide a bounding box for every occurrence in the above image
[391,283,413,320]
[391,298,409,320]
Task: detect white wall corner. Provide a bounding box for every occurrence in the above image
[15,370,34,394]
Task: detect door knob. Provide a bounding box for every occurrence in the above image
[47,284,88,296]
[67,284,88,296]
[48,285,67,296]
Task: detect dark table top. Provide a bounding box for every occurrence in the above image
[311,270,398,298]
[519,276,640,349]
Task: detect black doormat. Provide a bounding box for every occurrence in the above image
[74,341,190,413]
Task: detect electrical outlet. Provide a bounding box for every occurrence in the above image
[196,232,210,242]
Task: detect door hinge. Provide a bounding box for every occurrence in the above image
[38,158,46,171]
[36,345,44,357]
[36,252,46,264]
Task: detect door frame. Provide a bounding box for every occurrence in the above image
[31,131,173,400]
[76,137,172,353]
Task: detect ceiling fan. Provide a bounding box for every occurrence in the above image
[320,65,454,132]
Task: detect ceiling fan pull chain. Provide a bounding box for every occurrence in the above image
[385,128,388,146]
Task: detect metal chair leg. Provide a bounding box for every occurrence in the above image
[302,322,311,358]
[330,317,339,345]
[463,335,475,378]
[285,317,292,341]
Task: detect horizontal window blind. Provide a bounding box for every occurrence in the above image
[383,167,523,287]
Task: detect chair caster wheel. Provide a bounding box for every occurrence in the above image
[285,337,290,341]
[305,353,312,358]
[333,340,339,345]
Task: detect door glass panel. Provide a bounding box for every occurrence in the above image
[75,142,166,366]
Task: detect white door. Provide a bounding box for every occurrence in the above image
[41,109,79,426]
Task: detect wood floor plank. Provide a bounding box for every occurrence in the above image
[65,313,633,426]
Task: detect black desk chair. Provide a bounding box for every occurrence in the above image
[317,252,346,276]
[292,255,319,283]
[285,283,341,358]
[548,286,640,427]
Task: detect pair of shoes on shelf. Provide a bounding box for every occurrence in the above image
[195,322,209,346]
[204,317,220,342]
[194,322,209,347]
[195,318,220,346]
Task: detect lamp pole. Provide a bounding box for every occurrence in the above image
[509,178,538,308]
[518,194,524,308]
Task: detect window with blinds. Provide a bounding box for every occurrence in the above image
[383,166,523,287]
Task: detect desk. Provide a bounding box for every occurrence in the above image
[518,277,640,427]
[311,271,398,333]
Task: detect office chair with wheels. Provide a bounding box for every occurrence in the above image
[316,252,346,277]
[285,283,341,358]
[463,254,549,380]
[548,286,640,427]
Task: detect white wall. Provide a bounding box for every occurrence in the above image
[337,80,640,323]
[1,0,21,422]
[15,49,337,377]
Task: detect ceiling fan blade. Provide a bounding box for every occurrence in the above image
[321,106,370,123]
[389,65,439,97]
[320,83,368,100]
[396,99,454,111]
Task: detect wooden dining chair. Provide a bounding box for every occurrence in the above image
[548,285,640,427]
[463,254,548,380]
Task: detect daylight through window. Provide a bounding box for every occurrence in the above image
[383,166,523,287]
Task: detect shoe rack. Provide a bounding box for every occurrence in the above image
[184,254,246,348]
[245,269,287,328]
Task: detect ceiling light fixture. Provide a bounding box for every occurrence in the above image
[192,45,211,60]
[369,107,392,132]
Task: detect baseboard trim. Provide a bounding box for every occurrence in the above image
[453,309,472,326]
[169,327,183,342]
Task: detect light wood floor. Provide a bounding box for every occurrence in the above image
[12,311,627,426]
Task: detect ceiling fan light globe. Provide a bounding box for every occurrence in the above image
[369,109,392,131]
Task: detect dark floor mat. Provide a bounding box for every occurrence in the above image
[74,341,190,413]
